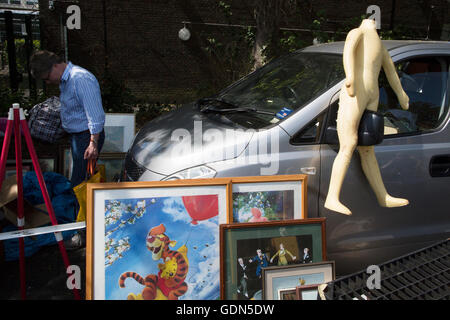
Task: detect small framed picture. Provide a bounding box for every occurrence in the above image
[58,144,72,178]
[229,175,307,223]
[86,178,231,300]
[262,261,335,300]
[38,158,55,172]
[7,158,54,174]
[296,284,321,300]
[103,113,135,152]
[5,165,32,178]
[220,218,326,300]
[97,152,126,182]
[278,288,297,300]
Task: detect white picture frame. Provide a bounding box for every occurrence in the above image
[103,113,136,152]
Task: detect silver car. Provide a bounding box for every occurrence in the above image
[123,40,450,276]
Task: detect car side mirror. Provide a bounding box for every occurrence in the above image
[323,111,384,146]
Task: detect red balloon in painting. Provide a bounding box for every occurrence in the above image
[182,195,218,225]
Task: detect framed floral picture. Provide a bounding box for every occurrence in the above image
[86,178,231,300]
[220,218,326,300]
[229,175,307,223]
[262,261,335,300]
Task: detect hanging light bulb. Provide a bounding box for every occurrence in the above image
[178,23,191,41]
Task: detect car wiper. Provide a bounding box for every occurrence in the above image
[197,97,239,109]
[201,106,276,116]
[197,97,276,116]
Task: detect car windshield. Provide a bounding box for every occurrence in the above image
[214,52,344,129]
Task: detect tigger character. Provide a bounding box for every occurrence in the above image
[118,223,189,300]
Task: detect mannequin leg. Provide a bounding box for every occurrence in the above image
[358,146,409,207]
[324,137,357,215]
[324,92,364,215]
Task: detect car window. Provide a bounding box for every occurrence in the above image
[380,56,449,135]
[290,113,326,145]
[216,53,344,129]
[324,56,449,139]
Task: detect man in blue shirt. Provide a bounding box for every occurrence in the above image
[30,50,105,187]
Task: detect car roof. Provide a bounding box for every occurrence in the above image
[302,40,450,54]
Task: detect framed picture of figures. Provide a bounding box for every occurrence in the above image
[229,175,307,223]
[220,218,326,300]
[86,178,231,300]
[263,261,335,300]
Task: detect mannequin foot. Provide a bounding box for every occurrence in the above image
[324,198,352,215]
[378,195,409,208]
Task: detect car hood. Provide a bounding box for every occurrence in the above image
[129,103,255,176]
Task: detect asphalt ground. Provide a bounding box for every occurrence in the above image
[0,242,86,300]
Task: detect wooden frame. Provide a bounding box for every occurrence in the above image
[86,178,231,300]
[229,174,308,223]
[262,261,335,300]
[220,218,326,300]
[295,284,321,300]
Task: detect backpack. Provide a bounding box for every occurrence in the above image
[27,96,67,143]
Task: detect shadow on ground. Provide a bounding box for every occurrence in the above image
[0,244,86,300]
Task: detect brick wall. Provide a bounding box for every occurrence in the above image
[38,0,449,105]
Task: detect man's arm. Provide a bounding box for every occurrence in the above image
[84,133,100,160]
[75,74,105,159]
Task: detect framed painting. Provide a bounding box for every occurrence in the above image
[103,113,135,152]
[38,158,55,172]
[295,284,321,300]
[5,165,32,178]
[86,178,231,300]
[262,261,335,300]
[220,218,326,300]
[278,288,297,300]
[58,144,72,178]
[229,175,307,223]
[7,158,54,174]
[97,152,126,182]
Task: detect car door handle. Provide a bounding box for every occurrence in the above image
[301,167,316,175]
[429,155,450,177]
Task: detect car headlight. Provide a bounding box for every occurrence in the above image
[162,165,217,181]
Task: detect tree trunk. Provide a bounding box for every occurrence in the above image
[252,0,295,70]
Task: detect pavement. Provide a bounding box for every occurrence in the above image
[0,241,87,300]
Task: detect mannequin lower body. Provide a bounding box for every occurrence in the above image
[324,90,408,215]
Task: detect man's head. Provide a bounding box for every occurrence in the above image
[30,50,66,84]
